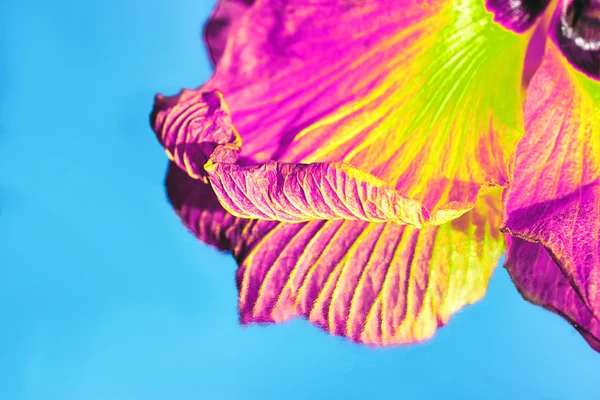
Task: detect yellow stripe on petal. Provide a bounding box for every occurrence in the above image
[235,188,505,346]
[166,163,504,346]
[152,0,532,226]
[201,0,531,223]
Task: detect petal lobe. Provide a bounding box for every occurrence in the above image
[503,41,600,351]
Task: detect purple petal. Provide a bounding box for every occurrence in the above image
[154,90,429,225]
[153,0,532,225]
[503,41,600,351]
[505,237,600,351]
[167,164,506,346]
[204,0,255,66]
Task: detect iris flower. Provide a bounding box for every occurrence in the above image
[150,0,600,350]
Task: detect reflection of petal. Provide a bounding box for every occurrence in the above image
[485,0,551,33]
[503,42,600,351]
[505,237,600,352]
[204,0,255,66]
[167,164,505,346]
[153,0,530,225]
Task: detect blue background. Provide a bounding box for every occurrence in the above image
[1,1,598,399]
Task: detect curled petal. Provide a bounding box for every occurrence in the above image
[155,90,428,225]
[167,165,505,346]
[505,238,600,351]
[153,0,531,225]
[503,41,600,350]
[153,90,242,181]
[208,161,429,226]
[486,0,552,33]
[166,162,244,252]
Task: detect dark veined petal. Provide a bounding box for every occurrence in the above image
[486,0,552,32]
[505,238,600,351]
[550,0,600,80]
[166,163,505,346]
[204,0,255,66]
[502,41,600,351]
[153,0,531,226]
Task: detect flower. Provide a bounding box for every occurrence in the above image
[150,0,600,350]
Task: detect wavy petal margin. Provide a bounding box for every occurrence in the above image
[154,90,429,225]
[505,237,600,351]
[502,41,600,350]
[166,164,505,345]
[152,0,531,226]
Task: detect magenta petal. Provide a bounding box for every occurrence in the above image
[503,41,600,351]
[152,90,242,181]
[165,162,245,252]
[505,237,600,351]
[166,163,505,346]
[204,0,254,66]
[154,89,430,225]
[209,161,430,225]
[154,0,530,225]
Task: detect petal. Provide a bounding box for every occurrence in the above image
[166,164,506,346]
[153,0,531,226]
[505,237,600,351]
[485,0,552,33]
[522,18,548,87]
[502,41,600,337]
[204,0,255,66]
[165,161,243,252]
[155,90,428,226]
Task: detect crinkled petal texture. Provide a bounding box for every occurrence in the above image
[152,0,530,226]
[503,41,600,350]
[167,162,505,345]
[155,90,429,226]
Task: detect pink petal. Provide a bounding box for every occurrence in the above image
[166,164,505,346]
[204,0,254,66]
[503,41,600,350]
[155,90,428,225]
[153,0,531,226]
[505,237,600,352]
[166,161,244,252]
